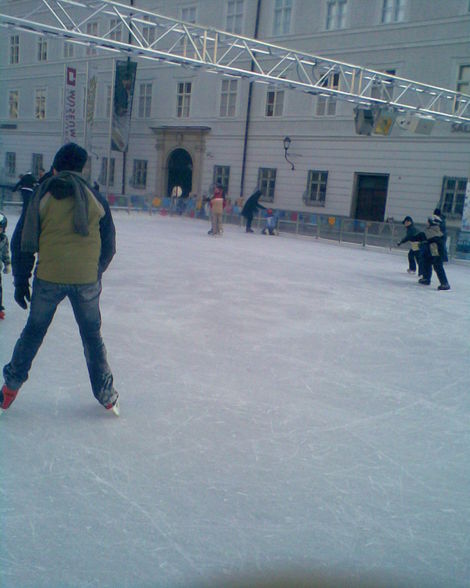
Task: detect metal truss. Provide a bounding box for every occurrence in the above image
[1,0,470,123]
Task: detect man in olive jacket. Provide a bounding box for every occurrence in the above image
[1,143,119,415]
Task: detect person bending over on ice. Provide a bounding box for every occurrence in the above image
[1,143,120,415]
[241,189,266,233]
[397,216,422,275]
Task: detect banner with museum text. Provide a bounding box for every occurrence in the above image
[62,66,77,144]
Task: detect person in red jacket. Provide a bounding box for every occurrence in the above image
[208,184,225,236]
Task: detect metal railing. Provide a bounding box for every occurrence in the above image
[1,189,463,260]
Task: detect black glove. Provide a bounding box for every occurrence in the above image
[14,283,31,309]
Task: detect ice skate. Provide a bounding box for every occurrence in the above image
[418,278,430,285]
[0,384,19,415]
[0,310,5,319]
[438,283,450,291]
[407,269,416,274]
[105,397,120,416]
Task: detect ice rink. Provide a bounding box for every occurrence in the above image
[1,211,469,587]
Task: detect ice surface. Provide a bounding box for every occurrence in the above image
[1,211,469,587]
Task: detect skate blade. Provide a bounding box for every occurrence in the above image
[110,399,120,417]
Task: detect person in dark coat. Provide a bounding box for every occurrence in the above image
[1,143,119,415]
[397,216,422,274]
[13,173,36,214]
[417,216,450,290]
[432,208,448,262]
[241,190,266,233]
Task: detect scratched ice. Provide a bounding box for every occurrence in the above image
[0,211,469,588]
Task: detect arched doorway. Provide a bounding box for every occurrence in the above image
[167,148,193,197]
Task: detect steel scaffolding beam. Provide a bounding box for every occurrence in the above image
[1,0,470,123]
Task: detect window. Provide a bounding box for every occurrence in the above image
[177,82,192,118]
[32,154,43,179]
[9,90,19,119]
[381,0,405,23]
[265,86,284,117]
[180,6,197,56]
[226,0,244,34]
[220,79,238,117]
[305,170,328,206]
[86,22,98,55]
[35,88,46,119]
[370,69,396,101]
[132,159,148,189]
[142,15,156,45]
[440,177,467,217]
[213,166,230,194]
[10,35,19,64]
[100,157,115,186]
[273,0,292,35]
[5,152,16,177]
[181,6,197,23]
[138,83,152,118]
[108,18,122,42]
[64,41,74,58]
[326,0,347,30]
[457,65,470,94]
[37,38,47,62]
[316,72,339,116]
[257,168,277,202]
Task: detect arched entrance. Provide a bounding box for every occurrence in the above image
[167,148,193,197]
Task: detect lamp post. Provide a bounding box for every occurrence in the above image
[283,136,295,170]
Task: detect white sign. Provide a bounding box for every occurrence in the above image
[62,66,77,144]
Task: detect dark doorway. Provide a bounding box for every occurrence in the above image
[167,148,192,197]
[354,174,389,222]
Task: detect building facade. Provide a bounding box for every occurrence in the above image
[1,0,470,226]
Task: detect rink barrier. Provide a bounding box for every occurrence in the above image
[0,189,461,259]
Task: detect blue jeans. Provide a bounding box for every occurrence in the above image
[3,278,117,407]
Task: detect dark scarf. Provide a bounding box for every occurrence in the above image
[21,171,90,253]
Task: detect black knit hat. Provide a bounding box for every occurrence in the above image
[52,143,88,172]
[402,216,413,224]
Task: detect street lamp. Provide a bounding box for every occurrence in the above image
[283,136,295,170]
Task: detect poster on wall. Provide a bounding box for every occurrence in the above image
[455,178,470,260]
[62,66,77,144]
[111,60,137,152]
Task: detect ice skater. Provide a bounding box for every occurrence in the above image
[418,216,450,290]
[0,212,11,319]
[208,184,225,236]
[1,143,120,415]
[397,216,422,275]
[241,189,266,233]
[13,172,36,214]
[261,209,278,235]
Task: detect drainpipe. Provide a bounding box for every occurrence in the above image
[240,0,262,199]
[122,0,134,196]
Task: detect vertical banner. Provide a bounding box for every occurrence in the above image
[111,60,137,152]
[456,178,470,259]
[85,63,98,153]
[62,66,77,144]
